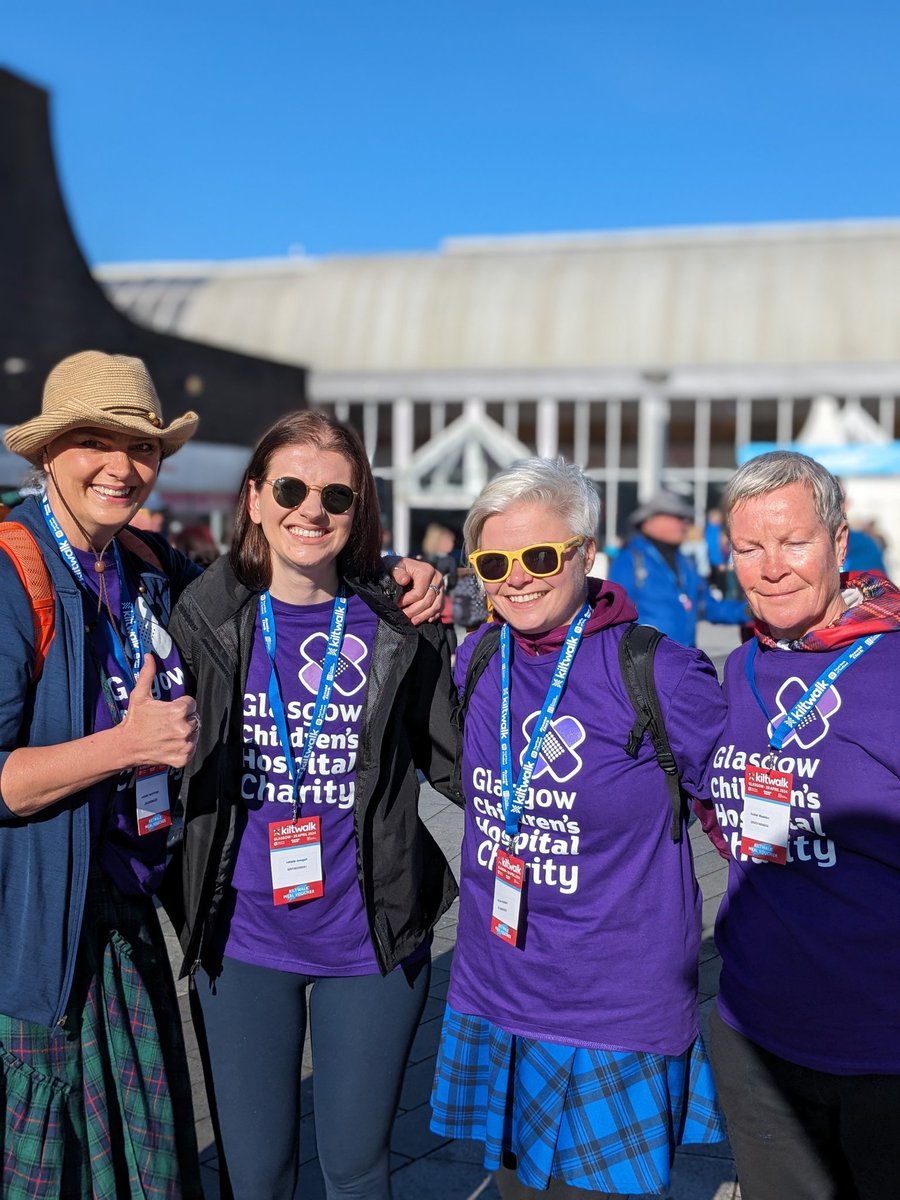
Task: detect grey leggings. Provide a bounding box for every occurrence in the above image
[192,953,430,1200]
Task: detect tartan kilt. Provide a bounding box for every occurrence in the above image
[431,1005,725,1195]
[0,867,202,1200]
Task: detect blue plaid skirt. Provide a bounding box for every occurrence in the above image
[430,1005,725,1194]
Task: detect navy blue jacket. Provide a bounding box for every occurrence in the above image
[608,533,747,647]
[0,497,199,1026]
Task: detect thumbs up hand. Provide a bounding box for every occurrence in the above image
[119,657,200,770]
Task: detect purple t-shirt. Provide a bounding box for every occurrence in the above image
[448,622,726,1055]
[75,546,187,897]
[225,593,380,975]
[709,634,900,1074]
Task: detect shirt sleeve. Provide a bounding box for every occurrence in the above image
[653,639,727,799]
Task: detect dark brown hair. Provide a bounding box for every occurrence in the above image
[230,410,383,591]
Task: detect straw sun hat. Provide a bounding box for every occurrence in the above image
[4,350,199,466]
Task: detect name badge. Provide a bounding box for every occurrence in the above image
[740,766,792,864]
[491,850,526,946]
[135,765,172,836]
[269,817,324,906]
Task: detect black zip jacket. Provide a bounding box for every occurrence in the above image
[163,555,463,979]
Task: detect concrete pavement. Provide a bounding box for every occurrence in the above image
[165,621,743,1200]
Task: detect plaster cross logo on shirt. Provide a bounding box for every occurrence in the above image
[298,631,368,696]
[135,595,173,658]
[519,712,585,782]
[767,676,842,750]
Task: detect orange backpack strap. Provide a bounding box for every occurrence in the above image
[0,523,56,682]
[0,525,163,684]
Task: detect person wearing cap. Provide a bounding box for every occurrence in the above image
[609,491,747,646]
[0,351,444,1200]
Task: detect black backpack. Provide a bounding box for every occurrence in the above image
[455,622,687,842]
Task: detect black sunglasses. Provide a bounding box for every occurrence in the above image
[261,476,359,515]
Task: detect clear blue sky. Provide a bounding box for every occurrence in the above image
[6,1,900,264]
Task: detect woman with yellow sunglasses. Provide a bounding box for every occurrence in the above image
[430,457,729,1197]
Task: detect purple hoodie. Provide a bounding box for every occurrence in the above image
[449,581,726,1054]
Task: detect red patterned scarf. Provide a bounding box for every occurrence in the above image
[754,571,900,651]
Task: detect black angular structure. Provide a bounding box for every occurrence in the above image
[0,67,306,443]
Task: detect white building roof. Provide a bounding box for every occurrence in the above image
[96,219,900,372]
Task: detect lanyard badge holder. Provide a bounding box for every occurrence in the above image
[491,602,590,946]
[41,494,172,837]
[259,587,347,905]
[740,634,882,863]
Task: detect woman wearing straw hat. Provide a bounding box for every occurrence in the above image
[0,349,207,1199]
[0,351,446,1199]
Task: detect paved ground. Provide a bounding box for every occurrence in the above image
[162,621,744,1200]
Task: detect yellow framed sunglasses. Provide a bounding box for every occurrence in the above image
[467,536,586,584]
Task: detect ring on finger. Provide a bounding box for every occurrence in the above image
[428,582,443,594]
[189,713,202,731]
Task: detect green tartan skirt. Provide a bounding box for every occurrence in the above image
[0,867,202,1199]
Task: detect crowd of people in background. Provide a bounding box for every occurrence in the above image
[0,348,896,1200]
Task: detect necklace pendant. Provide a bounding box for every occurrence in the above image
[94,559,106,574]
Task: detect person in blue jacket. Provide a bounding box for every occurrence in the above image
[0,350,206,1199]
[609,490,747,646]
[843,526,887,576]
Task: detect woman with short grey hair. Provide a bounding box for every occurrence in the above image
[463,456,601,555]
[721,448,846,539]
[432,456,729,1196]
[700,448,900,1198]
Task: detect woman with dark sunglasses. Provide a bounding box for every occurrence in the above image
[430,457,729,1197]
[166,411,461,1200]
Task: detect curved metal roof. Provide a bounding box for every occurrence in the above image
[96,220,900,372]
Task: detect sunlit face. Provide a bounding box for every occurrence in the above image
[247,443,356,602]
[476,501,595,637]
[43,427,161,548]
[729,482,848,640]
[640,512,690,545]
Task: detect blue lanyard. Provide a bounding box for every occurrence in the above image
[746,633,883,753]
[40,492,143,684]
[259,587,348,820]
[499,601,591,841]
